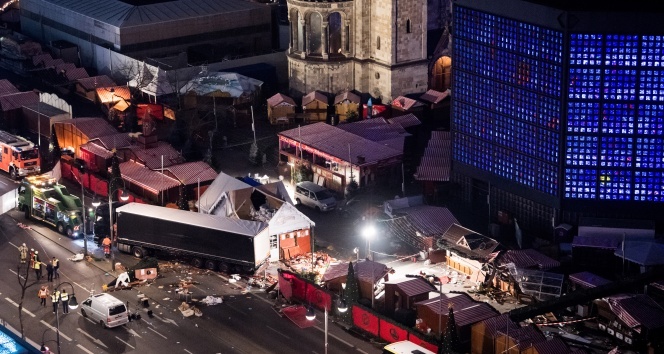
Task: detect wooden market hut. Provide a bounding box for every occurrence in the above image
[302,91,328,122]
[267,93,296,125]
[75,75,116,101]
[383,277,437,317]
[419,89,450,109]
[334,91,360,122]
[391,96,425,116]
[415,293,499,350]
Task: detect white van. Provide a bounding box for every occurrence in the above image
[80,293,129,328]
[295,181,337,212]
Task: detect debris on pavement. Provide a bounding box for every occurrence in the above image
[68,253,85,262]
[201,296,223,306]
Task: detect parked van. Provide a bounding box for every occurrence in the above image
[294,181,337,212]
[80,293,128,328]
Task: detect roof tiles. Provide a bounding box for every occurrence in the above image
[120,161,181,194]
[386,277,436,297]
[128,141,185,169]
[166,161,217,185]
[0,91,39,111]
[267,93,296,107]
[302,91,328,106]
[77,75,115,90]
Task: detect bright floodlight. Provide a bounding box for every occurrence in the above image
[362,224,376,240]
[120,190,129,201]
[338,299,348,313]
[306,306,316,321]
[91,198,101,207]
[68,295,79,310]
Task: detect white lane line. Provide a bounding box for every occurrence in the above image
[125,327,142,338]
[77,328,108,348]
[72,281,91,294]
[8,269,25,280]
[40,320,72,341]
[77,344,95,354]
[6,298,35,317]
[148,326,167,339]
[266,325,290,339]
[115,336,135,349]
[184,349,194,354]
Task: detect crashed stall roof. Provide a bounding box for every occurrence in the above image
[116,202,267,237]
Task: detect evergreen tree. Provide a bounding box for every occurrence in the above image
[340,261,359,324]
[108,152,122,201]
[48,130,62,171]
[177,184,189,210]
[294,163,313,183]
[438,303,460,354]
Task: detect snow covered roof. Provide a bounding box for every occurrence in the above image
[116,202,267,237]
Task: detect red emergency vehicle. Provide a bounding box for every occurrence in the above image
[0,130,40,179]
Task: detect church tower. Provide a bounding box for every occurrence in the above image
[286,0,428,102]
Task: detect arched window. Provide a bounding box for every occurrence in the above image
[309,13,322,54]
[295,12,304,52]
[328,12,342,54]
[377,36,381,50]
[406,19,411,33]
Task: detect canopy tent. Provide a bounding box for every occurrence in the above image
[179,72,263,98]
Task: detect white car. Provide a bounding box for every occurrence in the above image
[295,181,337,212]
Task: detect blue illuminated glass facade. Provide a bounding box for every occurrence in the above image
[453,7,563,196]
[453,6,664,206]
[566,34,664,201]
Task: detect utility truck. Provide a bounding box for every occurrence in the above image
[0,130,40,179]
[17,174,84,237]
[115,203,270,274]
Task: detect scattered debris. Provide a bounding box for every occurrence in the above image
[68,253,85,262]
[201,296,223,306]
[178,302,195,317]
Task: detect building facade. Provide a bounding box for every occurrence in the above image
[452,0,664,235]
[286,0,430,101]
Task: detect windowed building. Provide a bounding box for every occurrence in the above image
[452,0,664,236]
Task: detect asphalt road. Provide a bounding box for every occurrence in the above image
[0,173,381,354]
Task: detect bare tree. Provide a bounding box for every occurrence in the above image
[16,262,38,338]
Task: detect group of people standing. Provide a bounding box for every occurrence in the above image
[18,243,59,281]
[20,243,69,313]
[37,285,70,313]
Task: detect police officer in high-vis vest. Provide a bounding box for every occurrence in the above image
[51,290,60,313]
[60,289,69,313]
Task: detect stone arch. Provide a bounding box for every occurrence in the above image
[328,12,343,54]
[290,9,304,52]
[307,11,323,54]
[430,55,452,91]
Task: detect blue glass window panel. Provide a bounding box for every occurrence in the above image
[599,170,632,200]
[603,69,637,101]
[635,137,664,169]
[566,135,598,166]
[605,34,639,66]
[569,34,603,66]
[601,103,635,134]
[599,137,633,168]
[634,171,664,201]
[567,102,599,133]
[564,168,596,199]
[637,105,664,135]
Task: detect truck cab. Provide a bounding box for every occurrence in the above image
[0,131,40,179]
[17,175,83,237]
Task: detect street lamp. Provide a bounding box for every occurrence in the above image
[70,167,89,256]
[53,282,78,354]
[353,247,359,262]
[287,162,295,185]
[306,299,348,354]
[361,224,376,261]
[108,174,129,272]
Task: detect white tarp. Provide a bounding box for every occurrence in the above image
[179,72,263,98]
[196,172,251,214]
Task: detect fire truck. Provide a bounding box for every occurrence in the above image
[17,174,83,237]
[0,130,40,179]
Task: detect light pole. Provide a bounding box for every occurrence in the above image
[52,282,79,354]
[287,162,295,185]
[108,173,129,272]
[353,247,359,262]
[361,224,376,261]
[306,298,348,354]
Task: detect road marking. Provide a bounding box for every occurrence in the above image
[184,350,194,354]
[115,336,135,349]
[5,298,35,317]
[72,281,91,294]
[77,344,95,354]
[77,328,108,348]
[40,320,72,341]
[266,325,290,339]
[125,327,142,338]
[152,313,179,326]
[148,326,167,339]
[8,269,25,280]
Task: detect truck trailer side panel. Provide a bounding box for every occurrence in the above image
[117,212,260,267]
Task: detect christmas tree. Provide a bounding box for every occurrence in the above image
[177,184,189,210]
[438,303,459,354]
[108,152,122,201]
[340,261,359,324]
